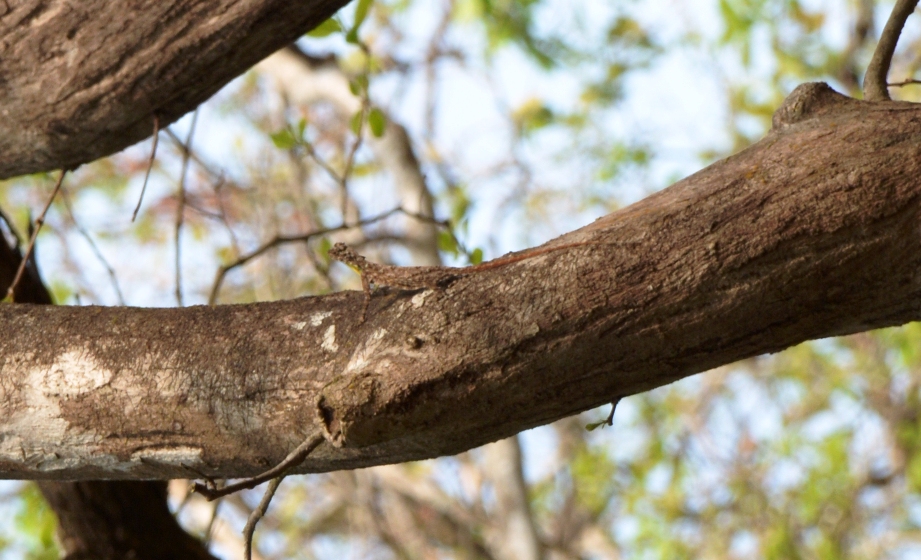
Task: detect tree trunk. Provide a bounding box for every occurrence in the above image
[38,481,217,560]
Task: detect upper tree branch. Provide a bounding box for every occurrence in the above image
[0,0,350,180]
[864,0,919,100]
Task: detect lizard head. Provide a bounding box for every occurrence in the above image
[329,243,366,268]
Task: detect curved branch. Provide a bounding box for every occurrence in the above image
[864,0,919,100]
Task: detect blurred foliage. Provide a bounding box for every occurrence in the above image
[7,484,59,560]
[5,0,921,557]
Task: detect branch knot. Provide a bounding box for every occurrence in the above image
[771,82,852,131]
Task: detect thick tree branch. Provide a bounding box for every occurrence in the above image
[1,84,920,480]
[0,204,216,559]
[0,0,350,179]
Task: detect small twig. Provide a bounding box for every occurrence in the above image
[208,206,429,305]
[243,476,284,560]
[207,206,466,305]
[341,42,372,222]
[6,170,67,302]
[864,0,920,100]
[605,397,622,427]
[340,112,365,221]
[164,128,225,181]
[292,113,363,225]
[888,78,921,87]
[193,430,323,501]
[302,142,346,186]
[174,109,198,307]
[203,498,221,548]
[132,113,161,221]
[180,462,217,490]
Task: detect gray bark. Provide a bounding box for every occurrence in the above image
[1,83,918,480]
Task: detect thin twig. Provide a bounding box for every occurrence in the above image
[59,187,126,305]
[604,397,622,427]
[193,431,324,501]
[888,78,921,87]
[132,113,160,221]
[203,498,221,548]
[206,206,468,305]
[340,110,365,221]
[292,111,362,225]
[208,206,410,305]
[174,110,198,306]
[302,142,345,185]
[164,128,225,182]
[243,476,284,560]
[339,43,373,223]
[211,177,243,255]
[6,170,67,302]
[864,0,920,100]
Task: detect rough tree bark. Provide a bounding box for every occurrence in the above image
[0,83,919,480]
[0,0,350,179]
[0,230,215,558]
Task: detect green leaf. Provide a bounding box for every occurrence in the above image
[437,231,458,255]
[368,107,386,137]
[585,421,607,431]
[449,190,471,225]
[470,248,483,265]
[512,98,554,134]
[353,0,373,32]
[15,484,59,559]
[318,238,333,263]
[296,118,308,140]
[307,18,343,37]
[270,128,296,150]
[349,111,363,135]
[346,27,360,44]
[350,75,369,96]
